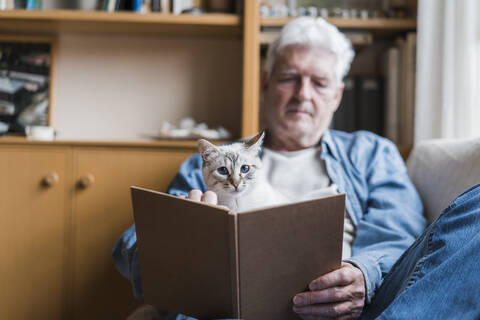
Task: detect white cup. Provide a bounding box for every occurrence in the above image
[25,126,55,141]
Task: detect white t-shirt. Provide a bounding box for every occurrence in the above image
[262,146,356,259]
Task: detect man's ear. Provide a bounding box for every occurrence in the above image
[332,82,345,112]
[198,139,219,162]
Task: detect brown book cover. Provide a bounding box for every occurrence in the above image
[131,186,345,320]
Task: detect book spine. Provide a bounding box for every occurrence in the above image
[160,0,169,12]
[107,0,116,12]
[383,46,400,144]
[356,75,385,136]
[132,0,143,12]
[403,32,417,147]
[25,0,32,9]
[151,0,160,11]
[228,213,240,318]
[13,0,24,8]
[9,71,48,85]
[395,37,407,145]
[333,76,356,132]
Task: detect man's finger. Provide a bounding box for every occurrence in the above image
[188,189,202,201]
[201,191,218,204]
[293,286,349,306]
[309,263,358,290]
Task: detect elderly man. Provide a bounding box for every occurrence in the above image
[114,17,480,320]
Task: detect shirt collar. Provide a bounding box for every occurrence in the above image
[320,129,340,160]
[260,129,340,160]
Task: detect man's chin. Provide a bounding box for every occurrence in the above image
[279,125,324,147]
[285,111,313,119]
[283,124,315,138]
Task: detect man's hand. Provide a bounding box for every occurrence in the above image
[292,262,366,320]
[181,189,218,205]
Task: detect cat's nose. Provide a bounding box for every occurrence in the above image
[231,181,239,189]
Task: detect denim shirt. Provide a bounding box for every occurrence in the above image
[112,129,426,304]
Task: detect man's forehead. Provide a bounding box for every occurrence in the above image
[278,67,330,77]
[274,46,336,77]
[277,44,336,60]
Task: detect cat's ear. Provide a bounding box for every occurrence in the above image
[198,139,220,162]
[244,131,265,155]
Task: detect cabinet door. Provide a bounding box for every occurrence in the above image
[0,145,70,320]
[71,147,194,319]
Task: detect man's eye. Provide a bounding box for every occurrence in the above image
[314,81,328,88]
[278,77,296,83]
[240,165,250,173]
[217,167,229,175]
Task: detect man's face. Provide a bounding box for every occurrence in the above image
[261,45,343,150]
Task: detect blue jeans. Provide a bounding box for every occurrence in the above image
[360,182,480,319]
[163,183,480,320]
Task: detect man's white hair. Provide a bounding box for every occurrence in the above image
[265,17,355,84]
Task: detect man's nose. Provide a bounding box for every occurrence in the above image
[297,79,312,101]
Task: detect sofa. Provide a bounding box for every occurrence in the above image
[407,137,480,223]
[127,137,480,319]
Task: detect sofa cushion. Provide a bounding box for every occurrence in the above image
[407,138,480,223]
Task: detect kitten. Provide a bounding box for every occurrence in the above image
[198,132,289,213]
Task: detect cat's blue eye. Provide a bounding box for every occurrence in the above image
[240,165,250,173]
[217,167,229,175]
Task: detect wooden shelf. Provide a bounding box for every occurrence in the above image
[260,29,373,46]
[261,17,416,30]
[0,135,230,150]
[0,10,242,36]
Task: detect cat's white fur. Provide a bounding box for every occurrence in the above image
[198,132,289,213]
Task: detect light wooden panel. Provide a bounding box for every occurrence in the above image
[70,146,194,319]
[53,33,242,140]
[241,0,260,137]
[0,145,71,320]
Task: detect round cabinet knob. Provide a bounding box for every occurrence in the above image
[42,172,59,187]
[78,173,95,189]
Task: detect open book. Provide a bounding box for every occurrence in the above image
[131,187,345,320]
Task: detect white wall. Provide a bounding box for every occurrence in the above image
[52,33,242,140]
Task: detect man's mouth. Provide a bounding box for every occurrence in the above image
[286,109,312,116]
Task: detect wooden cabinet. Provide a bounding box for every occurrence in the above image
[71,147,193,319]
[0,141,195,319]
[0,145,70,320]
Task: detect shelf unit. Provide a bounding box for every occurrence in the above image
[0,4,417,144]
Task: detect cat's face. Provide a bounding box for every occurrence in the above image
[198,132,264,198]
